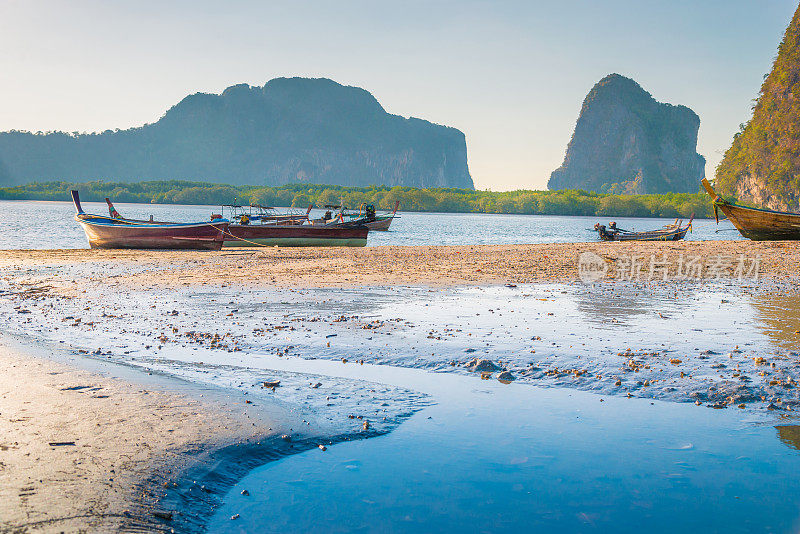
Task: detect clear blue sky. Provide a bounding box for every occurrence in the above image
[1,0,796,190]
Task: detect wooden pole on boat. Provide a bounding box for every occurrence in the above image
[105,198,122,219]
[70,190,84,214]
[701,179,721,224]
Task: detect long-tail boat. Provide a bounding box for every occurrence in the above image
[701,178,800,240]
[97,195,368,248]
[72,191,228,250]
[221,223,368,247]
[363,201,400,231]
[312,201,400,230]
[593,215,693,241]
[211,203,369,247]
[222,204,312,226]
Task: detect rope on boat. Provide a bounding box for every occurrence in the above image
[208,223,277,248]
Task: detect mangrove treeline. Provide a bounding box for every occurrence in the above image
[0,181,714,218]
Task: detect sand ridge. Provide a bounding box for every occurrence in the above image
[0,240,797,290]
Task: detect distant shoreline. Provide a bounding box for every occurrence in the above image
[0,180,713,219]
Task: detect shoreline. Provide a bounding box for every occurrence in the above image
[0,337,278,533]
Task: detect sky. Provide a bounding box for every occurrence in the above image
[0,0,797,191]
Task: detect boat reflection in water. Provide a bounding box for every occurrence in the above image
[776,426,800,452]
[748,292,800,351]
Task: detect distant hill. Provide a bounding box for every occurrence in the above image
[549,74,705,194]
[716,5,800,210]
[0,77,473,189]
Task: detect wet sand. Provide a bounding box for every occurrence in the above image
[0,341,273,533]
[0,240,796,288]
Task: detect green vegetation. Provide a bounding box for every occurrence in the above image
[715,5,800,209]
[0,180,713,218]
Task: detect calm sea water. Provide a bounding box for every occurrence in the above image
[0,199,741,249]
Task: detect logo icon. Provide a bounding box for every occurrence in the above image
[578,252,607,283]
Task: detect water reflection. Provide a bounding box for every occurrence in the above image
[776,426,800,451]
[749,293,800,350]
[575,285,690,326]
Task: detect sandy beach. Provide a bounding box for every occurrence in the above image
[0,341,274,533]
[0,240,796,289]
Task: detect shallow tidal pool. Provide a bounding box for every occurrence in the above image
[207,361,800,534]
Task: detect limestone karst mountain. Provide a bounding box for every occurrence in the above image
[549,74,705,194]
[0,77,473,189]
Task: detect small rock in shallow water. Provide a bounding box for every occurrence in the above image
[466,358,500,372]
[497,370,515,382]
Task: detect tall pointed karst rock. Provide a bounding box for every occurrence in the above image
[716,5,800,210]
[549,74,705,194]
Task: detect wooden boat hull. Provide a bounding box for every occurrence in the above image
[595,214,693,242]
[224,224,368,247]
[715,202,800,240]
[603,227,689,241]
[701,178,800,240]
[76,216,227,250]
[364,216,393,231]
